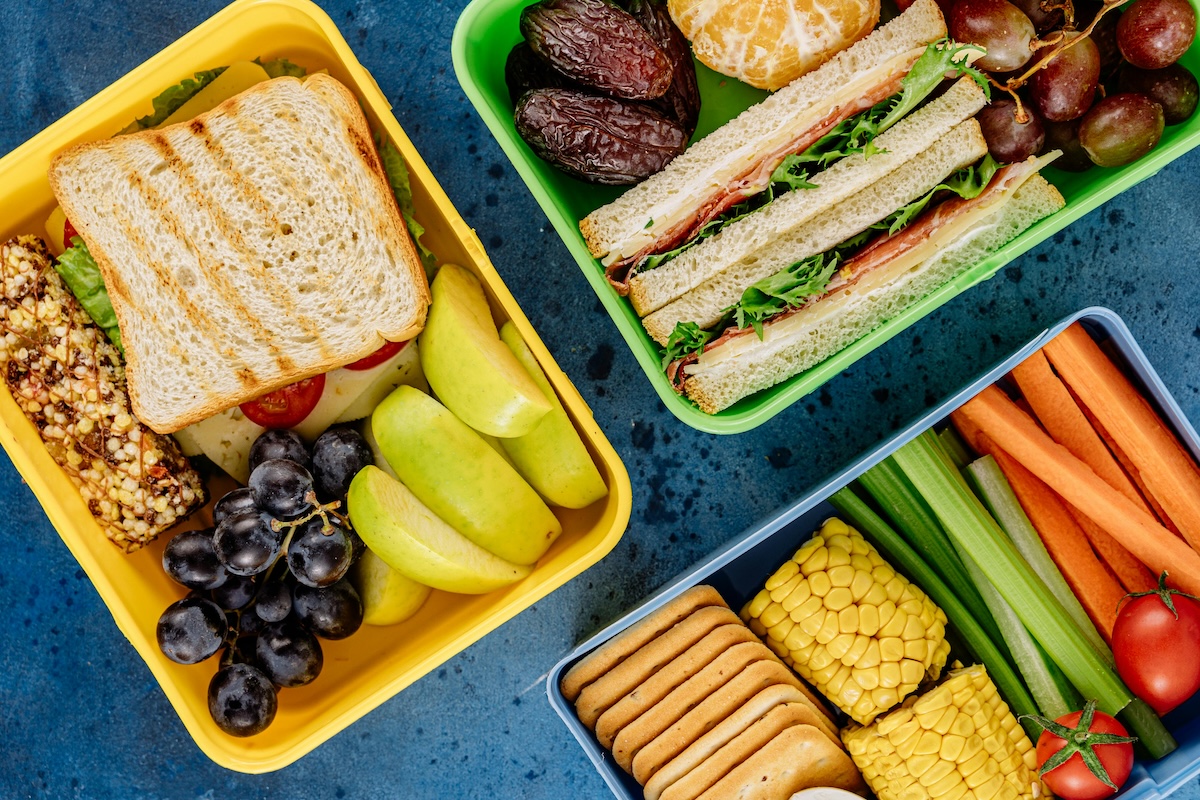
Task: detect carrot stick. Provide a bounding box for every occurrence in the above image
[1079,399,1188,541]
[951,417,1124,641]
[1043,324,1200,552]
[1010,350,1158,591]
[1011,349,1152,513]
[1064,506,1157,593]
[954,385,1200,595]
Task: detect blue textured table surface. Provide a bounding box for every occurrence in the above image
[2,0,1200,797]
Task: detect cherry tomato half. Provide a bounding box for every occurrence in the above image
[1035,706,1134,800]
[240,374,326,429]
[63,217,80,245]
[1113,572,1200,715]
[344,339,408,371]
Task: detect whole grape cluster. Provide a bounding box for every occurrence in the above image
[156,427,375,736]
[935,0,1197,168]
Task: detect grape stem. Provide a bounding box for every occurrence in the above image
[268,492,347,536]
[1004,0,1128,92]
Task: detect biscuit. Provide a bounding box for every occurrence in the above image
[596,625,762,750]
[561,585,727,703]
[695,724,866,800]
[575,605,741,729]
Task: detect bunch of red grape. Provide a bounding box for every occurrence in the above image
[156,428,374,736]
[924,0,1197,168]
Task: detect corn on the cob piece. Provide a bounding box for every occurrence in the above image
[742,517,950,724]
[0,236,205,551]
[842,664,1042,800]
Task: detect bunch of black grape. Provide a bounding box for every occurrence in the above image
[156,427,374,736]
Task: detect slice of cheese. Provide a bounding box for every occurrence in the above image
[179,405,266,484]
[333,342,426,424]
[160,61,271,127]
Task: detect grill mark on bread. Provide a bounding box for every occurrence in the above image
[150,122,332,362]
[112,140,288,382]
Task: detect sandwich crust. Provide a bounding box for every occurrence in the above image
[49,74,430,432]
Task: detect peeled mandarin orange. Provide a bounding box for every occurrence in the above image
[668,0,880,90]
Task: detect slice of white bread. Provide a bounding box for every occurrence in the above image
[683,173,1065,414]
[642,119,988,344]
[579,0,947,264]
[628,77,988,317]
[49,74,430,433]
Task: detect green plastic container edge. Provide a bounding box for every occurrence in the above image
[451,0,1200,435]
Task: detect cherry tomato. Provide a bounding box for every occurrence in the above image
[240,374,326,429]
[1112,571,1200,715]
[1033,701,1135,800]
[343,339,408,371]
[63,218,80,245]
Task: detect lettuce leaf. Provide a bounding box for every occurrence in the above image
[661,321,719,368]
[56,239,123,353]
[133,68,227,130]
[732,252,840,336]
[376,134,437,273]
[872,154,1001,235]
[254,58,307,79]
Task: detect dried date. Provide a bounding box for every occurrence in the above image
[521,0,674,100]
[505,42,580,106]
[515,88,687,184]
[627,0,701,137]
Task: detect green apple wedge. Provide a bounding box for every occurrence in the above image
[371,386,562,565]
[348,466,533,594]
[419,264,551,437]
[351,548,432,626]
[498,323,608,509]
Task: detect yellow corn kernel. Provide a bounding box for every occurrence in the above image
[826,531,854,551]
[825,586,855,611]
[784,624,814,653]
[972,771,1004,796]
[770,573,803,603]
[746,589,772,618]
[843,634,871,666]
[826,664,852,695]
[850,534,872,556]
[827,632,855,660]
[801,546,829,575]
[965,758,1000,789]
[959,735,985,766]
[791,594,825,624]
[811,659,842,686]
[901,614,927,641]
[860,604,881,636]
[885,577,907,603]
[877,600,898,628]
[940,734,966,762]
[906,753,940,776]
[840,680,865,708]
[901,659,926,687]
[781,580,812,612]
[872,687,899,713]
[816,611,841,644]
[759,602,788,629]
[851,553,873,572]
[793,540,821,565]
[765,636,789,659]
[859,639,882,669]
[768,615,796,642]
[880,608,908,638]
[747,616,768,637]
[838,605,860,634]
[828,564,856,587]
[904,639,929,664]
[872,565,896,585]
[863,581,890,606]
[899,598,926,616]
[850,569,876,601]
[920,759,959,788]
[879,637,906,663]
[827,547,852,568]
[765,559,800,591]
[809,571,833,597]
[854,667,881,691]
[808,645,836,671]
[929,769,965,797]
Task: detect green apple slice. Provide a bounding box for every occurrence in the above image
[348,466,533,595]
[351,548,432,626]
[419,264,551,437]
[499,322,608,509]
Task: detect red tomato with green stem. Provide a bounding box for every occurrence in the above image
[1028,700,1136,800]
[1113,570,1200,715]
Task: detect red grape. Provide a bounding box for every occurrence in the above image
[950,0,1037,72]
[1010,0,1063,32]
[1079,93,1165,166]
[979,100,1046,161]
[1042,119,1094,171]
[1119,64,1199,123]
[1030,34,1101,121]
[1117,0,1196,69]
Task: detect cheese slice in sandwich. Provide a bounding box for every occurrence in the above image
[675,156,1065,414]
[580,0,970,288]
[48,74,430,433]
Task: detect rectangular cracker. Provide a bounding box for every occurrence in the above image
[695,724,867,800]
[596,624,761,750]
[562,585,728,702]
[575,605,741,729]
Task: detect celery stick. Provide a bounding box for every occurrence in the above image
[939,427,973,470]
[966,455,1113,664]
[858,459,1004,648]
[893,431,1177,758]
[829,486,1039,722]
[953,536,1082,728]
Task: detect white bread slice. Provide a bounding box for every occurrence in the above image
[48,74,430,433]
[683,173,1065,414]
[628,77,988,317]
[579,0,947,264]
[642,119,988,344]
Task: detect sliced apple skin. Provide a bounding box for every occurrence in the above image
[371,386,562,565]
[419,264,551,437]
[351,548,432,626]
[347,466,532,595]
[499,323,608,509]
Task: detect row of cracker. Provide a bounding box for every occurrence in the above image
[561,585,868,800]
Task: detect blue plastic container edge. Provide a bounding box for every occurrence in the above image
[546,306,1200,800]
